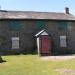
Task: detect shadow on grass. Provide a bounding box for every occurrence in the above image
[0,56,6,63]
[0,60,6,63]
[52,52,75,56]
[1,49,75,57]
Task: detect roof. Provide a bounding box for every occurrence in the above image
[0,10,75,20]
[35,29,49,37]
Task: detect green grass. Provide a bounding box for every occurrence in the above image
[0,55,75,75]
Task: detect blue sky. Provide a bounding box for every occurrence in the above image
[0,0,75,15]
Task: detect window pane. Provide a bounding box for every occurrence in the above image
[9,21,21,31]
[36,21,45,29]
[58,21,67,31]
[60,36,67,47]
[12,37,19,49]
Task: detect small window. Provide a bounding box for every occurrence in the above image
[60,36,67,47]
[11,37,19,49]
[9,21,21,31]
[36,21,45,29]
[58,21,67,31]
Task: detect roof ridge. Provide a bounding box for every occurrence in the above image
[0,10,64,14]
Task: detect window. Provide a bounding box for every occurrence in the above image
[58,21,67,31]
[36,21,45,29]
[68,24,72,31]
[11,37,19,49]
[9,21,21,31]
[60,36,67,47]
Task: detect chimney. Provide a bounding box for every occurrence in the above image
[65,7,69,14]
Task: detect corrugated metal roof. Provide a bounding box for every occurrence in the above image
[0,10,75,20]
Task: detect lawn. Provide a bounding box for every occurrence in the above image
[0,55,75,75]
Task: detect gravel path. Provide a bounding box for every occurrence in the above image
[41,55,75,61]
[54,68,75,75]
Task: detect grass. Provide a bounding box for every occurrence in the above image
[0,55,75,75]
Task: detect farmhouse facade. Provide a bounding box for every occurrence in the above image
[0,8,75,55]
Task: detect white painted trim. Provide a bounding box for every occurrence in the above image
[11,37,19,49]
[12,37,19,40]
[37,38,40,55]
[60,36,67,47]
[35,29,49,37]
[35,30,44,37]
[41,32,48,35]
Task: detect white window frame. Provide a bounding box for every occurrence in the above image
[60,36,67,47]
[11,37,19,49]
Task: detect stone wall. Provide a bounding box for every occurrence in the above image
[0,19,75,55]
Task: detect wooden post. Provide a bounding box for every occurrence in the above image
[37,38,40,56]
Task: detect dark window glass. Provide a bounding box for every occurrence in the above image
[58,21,67,31]
[9,21,21,31]
[36,21,45,29]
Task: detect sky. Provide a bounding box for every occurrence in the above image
[0,0,75,15]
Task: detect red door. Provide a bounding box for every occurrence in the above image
[40,36,51,54]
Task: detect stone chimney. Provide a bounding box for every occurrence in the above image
[65,7,69,14]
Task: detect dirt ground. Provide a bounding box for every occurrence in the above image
[54,68,75,75]
[41,55,75,74]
